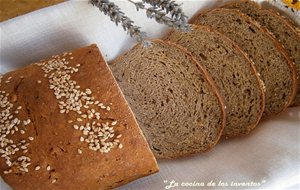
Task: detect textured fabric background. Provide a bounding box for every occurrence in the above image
[0,1,299,190]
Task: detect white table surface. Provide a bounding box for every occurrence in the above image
[0,1,299,190]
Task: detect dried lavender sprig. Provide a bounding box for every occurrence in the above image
[143,0,187,22]
[128,0,190,31]
[90,0,150,45]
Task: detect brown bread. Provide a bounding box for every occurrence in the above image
[223,0,300,106]
[191,8,297,117]
[110,40,225,159]
[166,25,265,138]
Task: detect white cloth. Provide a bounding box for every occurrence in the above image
[0,1,299,190]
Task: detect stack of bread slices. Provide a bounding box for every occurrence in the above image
[110,0,300,159]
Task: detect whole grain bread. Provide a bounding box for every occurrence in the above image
[191,8,297,117]
[166,25,265,138]
[223,0,300,106]
[110,40,225,159]
[0,44,158,190]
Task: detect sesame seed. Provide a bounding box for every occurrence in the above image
[116,134,122,139]
[37,80,42,84]
[81,114,87,118]
[68,120,73,123]
[28,137,34,141]
[80,137,84,142]
[52,179,57,183]
[20,130,25,134]
[118,144,123,149]
[73,125,79,130]
[85,89,92,95]
[35,166,41,170]
[78,149,82,154]
[47,165,51,171]
[77,118,83,122]
[106,106,111,111]
[111,121,117,126]
[60,109,66,114]
[70,57,74,60]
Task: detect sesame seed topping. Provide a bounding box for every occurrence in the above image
[20,130,25,134]
[78,149,82,154]
[37,80,42,84]
[32,52,123,157]
[85,89,92,95]
[52,179,57,183]
[28,137,34,141]
[35,166,41,170]
[47,165,51,171]
[118,144,123,149]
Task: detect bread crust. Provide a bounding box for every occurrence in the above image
[0,44,159,190]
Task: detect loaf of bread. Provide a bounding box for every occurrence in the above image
[223,0,300,107]
[0,44,158,190]
[166,25,265,138]
[110,40,225,159]
[191,8,297,117]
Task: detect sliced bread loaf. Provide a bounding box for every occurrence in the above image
[110,40,225,159]
[166,25,265,138]
[223,0,300,106]
[191,8,297,117]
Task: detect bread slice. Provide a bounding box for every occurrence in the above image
[191,8,297,117]
[110,40,225,159]
[166,25,265,138]
[223,0,300,106]
[0,45,158,190]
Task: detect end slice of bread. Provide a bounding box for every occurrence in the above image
[110,40,225,159]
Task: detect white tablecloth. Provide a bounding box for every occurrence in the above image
[0,1,299,190]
